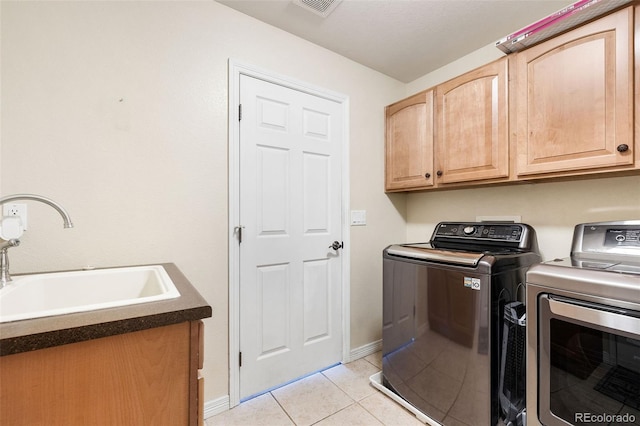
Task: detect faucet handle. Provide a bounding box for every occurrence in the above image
[0,216,24,240]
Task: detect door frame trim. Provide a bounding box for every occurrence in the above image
[227,59,351,407]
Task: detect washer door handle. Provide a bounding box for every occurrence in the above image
[548,296,640,337]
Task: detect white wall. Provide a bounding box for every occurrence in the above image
[406,43,504,96]
[0,0,407,402]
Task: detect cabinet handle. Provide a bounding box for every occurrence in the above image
[436,171,443,177]
[424,172,431,179]
[617,144,629,153]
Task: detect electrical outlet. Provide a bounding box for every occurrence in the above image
[3,203,27,230]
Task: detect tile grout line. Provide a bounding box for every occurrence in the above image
[210,354,385,426]
[270,390,301,426]
[317,357,389,425]
[353,356,411,425]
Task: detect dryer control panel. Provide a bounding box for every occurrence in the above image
[572,220,640,261]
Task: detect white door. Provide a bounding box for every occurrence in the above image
[238,74,344,399]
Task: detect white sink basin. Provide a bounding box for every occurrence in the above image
[0,266,180,323]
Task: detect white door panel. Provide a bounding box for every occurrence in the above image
[303,258,331,343]
[239,74,343,399]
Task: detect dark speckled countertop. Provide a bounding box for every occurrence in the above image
[0,263,212,356]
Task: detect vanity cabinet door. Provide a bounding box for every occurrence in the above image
[385,90,434,191]
[0,322,200,426]
[435,57,509,184]
[515,6,634,177]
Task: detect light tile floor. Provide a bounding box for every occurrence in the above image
[207,352,424,426]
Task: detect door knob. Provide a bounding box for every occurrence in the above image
[329,241,343,250]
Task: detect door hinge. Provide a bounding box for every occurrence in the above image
[238,104,242,121]
[234,226,245,243]
[239,352,242,367]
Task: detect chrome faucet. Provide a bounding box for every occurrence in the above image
[0,194,73,288]
[0,239,20,287]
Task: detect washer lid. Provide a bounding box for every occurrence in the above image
[385,244,484,266]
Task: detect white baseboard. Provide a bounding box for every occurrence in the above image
[204,339,382,419]
[204,394,230,419]
[347,339,381,363]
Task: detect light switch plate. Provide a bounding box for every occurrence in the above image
[351,210,366,226]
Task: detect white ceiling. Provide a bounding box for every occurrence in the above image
[216,0,574,82]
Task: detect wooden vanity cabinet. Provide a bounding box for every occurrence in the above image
[385,90,434,191]
[0,320,206,426]
[514,6,635,177]
[435,57,510,185]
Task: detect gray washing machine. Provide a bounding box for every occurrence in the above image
[382,222,541,425]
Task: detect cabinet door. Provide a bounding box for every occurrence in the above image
[435,58,509,184]
[385,90,434,191]
[0,323,191,425]
[515,7,634,176]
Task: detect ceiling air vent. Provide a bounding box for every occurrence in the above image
[292,0,342,18]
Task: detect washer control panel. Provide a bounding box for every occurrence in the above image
[434,222,524,242]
